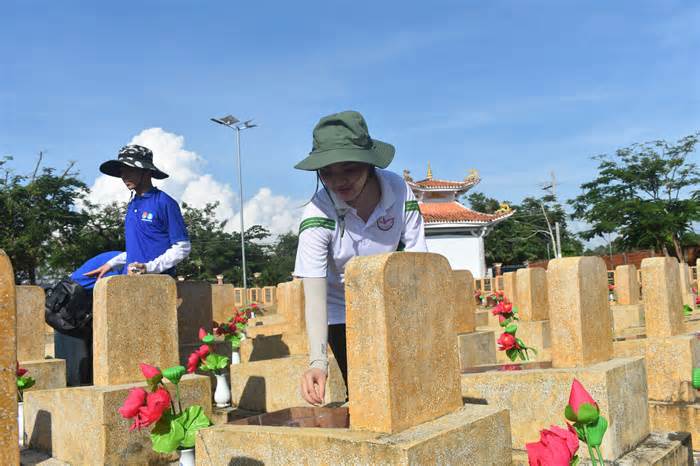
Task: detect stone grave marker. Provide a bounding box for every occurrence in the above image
[516,267,549,320]
[0,250,19,465]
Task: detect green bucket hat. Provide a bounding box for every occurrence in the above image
[295,110,395,171]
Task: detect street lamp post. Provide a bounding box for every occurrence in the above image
[211,115,258,303]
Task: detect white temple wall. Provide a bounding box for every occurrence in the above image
[425,235,487,278]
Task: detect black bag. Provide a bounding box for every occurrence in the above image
[45,278,93,332]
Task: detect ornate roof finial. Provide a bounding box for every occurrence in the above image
[496,202,512,213]
[465,168,479,181]
[403,169,413,182]
[427,162,433,180]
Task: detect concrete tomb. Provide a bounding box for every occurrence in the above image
[24,275,212,465]
[196,252,513,465]
[462,256,677,462]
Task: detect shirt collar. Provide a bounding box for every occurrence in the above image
[136,187,158,199]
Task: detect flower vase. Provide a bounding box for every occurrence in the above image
[214,374,231,408]
[609,292,615,302]
[18,401,24,447]
[179,448,195,466]
[231,350,241,365]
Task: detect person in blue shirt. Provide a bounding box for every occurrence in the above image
[86,144,191,278]
[51,251,123,386]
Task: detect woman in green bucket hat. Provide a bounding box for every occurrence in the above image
[293,110,427,405]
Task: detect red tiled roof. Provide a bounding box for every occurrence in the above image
[419,202,514,224]
[409,178,479,190]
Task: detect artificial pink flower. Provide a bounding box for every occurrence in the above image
[198,327,208,340]
[497,332,518,351]
[132,387,171,430]
[118,387,148,419]
[526,424,579,466]
[186,352,201,374]
[139,363,161,379]
[568,379,598,415]
[196,344,210,357]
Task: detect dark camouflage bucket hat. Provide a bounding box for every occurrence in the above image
[294,110,395,171]
[99,144,169,179]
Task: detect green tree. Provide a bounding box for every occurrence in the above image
[259,231,298,285]
[0,156,87,283]
[570,132,700,260]
[466,192,583,265]
[45,200,126,277]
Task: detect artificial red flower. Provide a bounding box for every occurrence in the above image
[568,379,598,415]
[186,352,201,374]
[608,284,615,291]
[492,301,513,316]
[130,387,171,431]
[498,315,506,324]
[198,327,208,340]
[16,362,27,377]
[118,387,148,419]
[497,332,519,351]
[139,363,161,379]
[197,344,210,357]
[526,424,579,466]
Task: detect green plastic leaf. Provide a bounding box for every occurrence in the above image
[150,414,186,454]
[570,454,580,466]
[17,376,35,390]
[202,334,215,344]
[564,405,578,422]
[692,368,700,390]
[505,323,518,334]
[162,366,186,385]
[583,415,608,447]
[684,305,693,316]
[576,402,600,424]
[236,322,246,331]
[226,334,241,350]
[506,348,518,361]
[178,405,212,448]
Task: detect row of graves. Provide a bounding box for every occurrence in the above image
[0,248,698,464]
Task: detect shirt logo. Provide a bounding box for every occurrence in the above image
[377,215,395,231]
[141,211,154,222]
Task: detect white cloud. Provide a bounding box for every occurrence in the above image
[233,187,304,236]
[85,128,302,237]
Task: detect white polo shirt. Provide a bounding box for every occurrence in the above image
[293,168,427,324]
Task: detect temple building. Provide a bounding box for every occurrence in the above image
[405,165,514,278]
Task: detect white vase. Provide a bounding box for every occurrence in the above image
[230,350,241,365]
[18,401,24,447]
[250,311,256,319]
[214,374,231,408]
[179,448,195,466]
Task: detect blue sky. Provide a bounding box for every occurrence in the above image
[1,0,698,234]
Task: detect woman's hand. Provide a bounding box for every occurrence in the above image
[301,368,327,406]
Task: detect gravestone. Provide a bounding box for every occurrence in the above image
[502,271,518,306]
[345,253,463,433]
[548,257,613,368]
[0,250,19,465]
[211,283,235,325]
[515,268,549,320]
[642,257,683,338]
[614,264,640,305]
